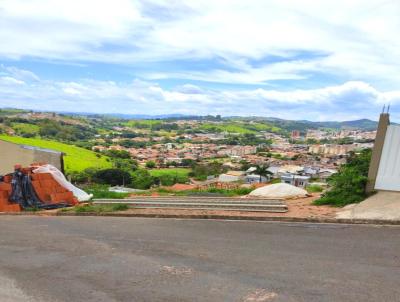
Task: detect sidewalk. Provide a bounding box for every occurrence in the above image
[337,191,400,220]
[2,194,400,225]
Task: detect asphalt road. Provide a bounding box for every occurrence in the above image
[0,217,399,302]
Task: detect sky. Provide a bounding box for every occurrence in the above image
[1,0,400,121]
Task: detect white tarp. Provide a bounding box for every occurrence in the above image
[33,164,92,202]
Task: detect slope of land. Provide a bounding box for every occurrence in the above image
[0,135,111,173]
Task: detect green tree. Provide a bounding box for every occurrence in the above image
[130,169,154,189]
[105,149,131,159]
[314,149,372,206]
[254,164,273,183]
[93,168,132,186]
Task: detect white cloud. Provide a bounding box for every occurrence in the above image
[0,65,399,121]
[0,76,25,85]
[4,66,40,81]
[1,0,400,87]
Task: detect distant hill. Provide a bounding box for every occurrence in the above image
[62,112,189,120]
[0,107,379,131]
[338,119,378,130]
[260,118,378,132]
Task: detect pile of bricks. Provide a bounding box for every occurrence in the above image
[0,175,21,212]
[0,164,78,212]
[31,172,78,205]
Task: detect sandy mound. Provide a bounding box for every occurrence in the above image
[249,183,308,199]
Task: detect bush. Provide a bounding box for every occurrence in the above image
[191,162,226,180]
[93,168,132,186]
[145,160,156,169]
[130,169,154,189]
[307,185,324,193]
[70,167,99,183]
[314,149,371,207]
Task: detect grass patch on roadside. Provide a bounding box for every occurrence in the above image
[83,184,129,199]
[156,187,253,197]
[64,203,129,213]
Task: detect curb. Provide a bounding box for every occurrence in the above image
[1,211,400,225]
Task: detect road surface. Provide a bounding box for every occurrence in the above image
[0,216,399,302]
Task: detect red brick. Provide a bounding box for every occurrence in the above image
[71,197,79,205]
[50,192,75,204]
[3,175,12,183]
[55,186,67,193]
[37,173,53,180]
[50,193,62,202]
[39,179,58,188]
[33,185,50,201]
[0,182,12,190]
[2,204,21,212]
[0,197,9,206]
[43,188,56,196]
[0,191,9,199]
[31,180,41,188]
[31,174,39,181]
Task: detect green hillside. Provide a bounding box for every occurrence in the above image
[11,123,40,136]
[199,122,281,134]
[0,135,112,173]
[149,168,190,178]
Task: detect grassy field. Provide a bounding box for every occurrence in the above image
[149,168,190,184]
[199,123,255,134]
[125,120,163,128]
[0,135,112,173]
[149,168,190,178]
[245,122,281,133]
[199,122,281,134]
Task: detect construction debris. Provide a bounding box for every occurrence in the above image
[0,163,84,212]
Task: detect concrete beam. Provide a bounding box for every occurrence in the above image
[366,113,390,193]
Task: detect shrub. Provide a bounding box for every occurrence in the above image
[130,169,154,189]
[145,160,156,169]
[93,168,132,186]
[314,149,371,207]
[307,185,324,193]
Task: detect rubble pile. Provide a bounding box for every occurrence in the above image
[0,163,79,212]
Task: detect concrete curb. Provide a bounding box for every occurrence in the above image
[1,211,400,225]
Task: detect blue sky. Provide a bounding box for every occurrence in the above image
[1,0,400,121]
